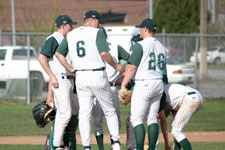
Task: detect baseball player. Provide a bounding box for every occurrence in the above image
[46,83,79,150]
[92,27,130,150]
[126,33,170,150]
[164,84,204,150]
[55,10,124,150]
[38,14,79,150]
[120,19,167,150]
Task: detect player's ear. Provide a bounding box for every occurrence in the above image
[145,27,148,33]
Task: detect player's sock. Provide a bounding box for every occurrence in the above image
[174,138,181,150]
[68,133,76,150]
[64,115,78,150]
[112,140,121,145]
[96,134,104,150]
[148,123,159,150]
[180,138,192,150]
[84,146,91,150]
[63,132,69,147]
[134,124,145,150]
[50,123,55,149]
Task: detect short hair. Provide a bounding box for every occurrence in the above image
[147,28,156,34]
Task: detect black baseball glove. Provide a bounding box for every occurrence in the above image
[32,101,56,128]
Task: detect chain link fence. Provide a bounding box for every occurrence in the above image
[0,32,225,103]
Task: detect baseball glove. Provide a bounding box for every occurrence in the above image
[32,101,56,128]
[144,144,149,150]
[118,89,132,105]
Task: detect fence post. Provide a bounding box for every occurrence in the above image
[0,30,1,46]
[27,34,31,104]
[194,37,199,89]
[162,28,166,46]
[183,38,186,62]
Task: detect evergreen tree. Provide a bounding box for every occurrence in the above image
[153,0,200,33]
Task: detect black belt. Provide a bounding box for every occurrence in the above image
[109,82,120,87]
[187,91,196,95]
[76,68,105,71]
[61,75,74,79]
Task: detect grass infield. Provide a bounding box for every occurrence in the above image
[0,97,225,136]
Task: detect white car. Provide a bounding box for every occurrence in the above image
[166,58,195,84]
[190,47,225,65]
[0,46,49,88]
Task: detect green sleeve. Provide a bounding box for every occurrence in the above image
[96,30,110,53]
[118,45,130,61]
[159,92,166,112]
[56,36,69,57]
[163,61,168,85]
[127,43,143,67]
[40,37,58,58]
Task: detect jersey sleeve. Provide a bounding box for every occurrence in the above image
[127,43,143,67]
[158,92,166,112]
[40,37,58,58]
[56,36,69,57]
[96,30,110,53]
[118,45,130,61]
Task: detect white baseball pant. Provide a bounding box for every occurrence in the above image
[130,80,163,128]
[52,75,78,147]
[92,85,121,136]
[171,91,203,142]
[76,70,120,147]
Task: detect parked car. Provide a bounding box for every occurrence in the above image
[190,46,225,65]
[0,46,49,88]
[166,58,195,84]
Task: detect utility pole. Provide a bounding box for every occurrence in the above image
[200,0,208,80]
[11,0,16,46]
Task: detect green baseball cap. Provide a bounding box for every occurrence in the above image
[84,10,103,23]
[135,19,157,30]
[55,14,77,27]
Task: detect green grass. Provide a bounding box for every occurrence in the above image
[166,97,225,131]
[0,98,225,136]
[1,143,225,150]
[207,64,225,70]
[94,97,225,133]
[0,99,51,136]
[184,98,225,131]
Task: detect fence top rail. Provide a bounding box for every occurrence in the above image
[0,32,225,37]
[157,33,225,37]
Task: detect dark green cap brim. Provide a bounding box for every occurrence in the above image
[135,25,142,28]
[70,21,78,25]
[135,23,146,28]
